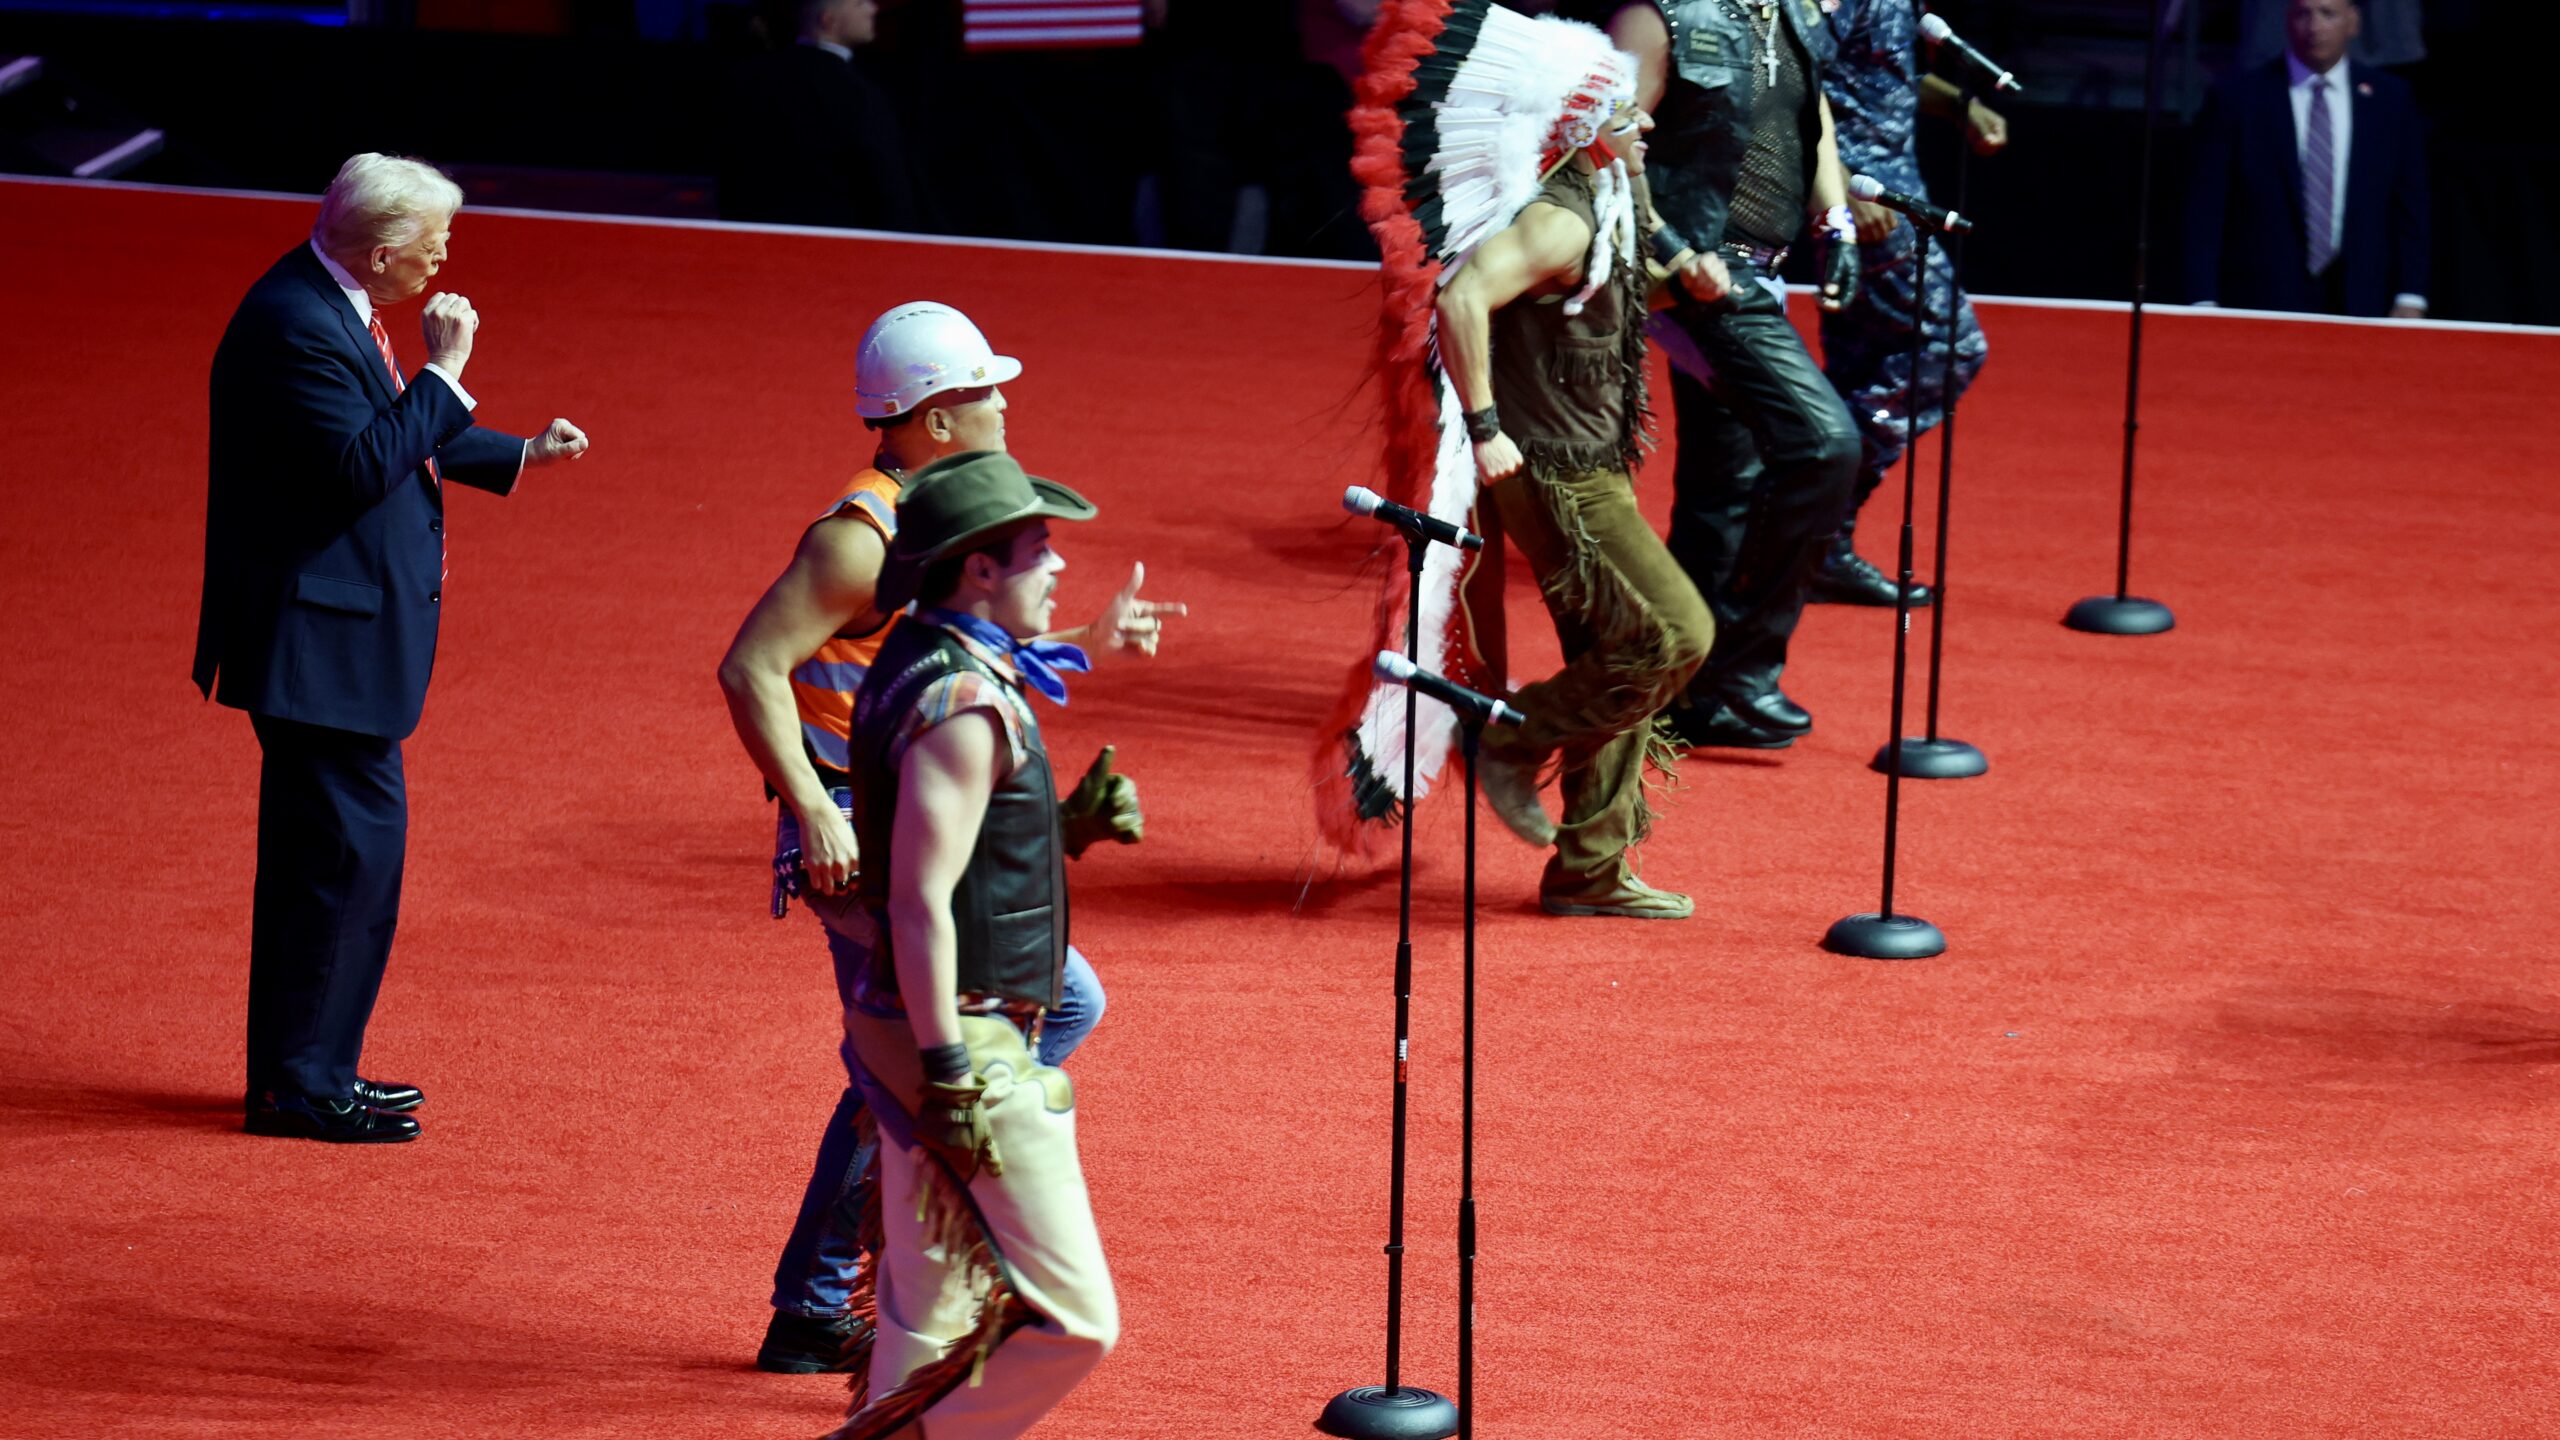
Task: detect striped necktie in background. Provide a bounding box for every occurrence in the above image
[2303,74,2337,276]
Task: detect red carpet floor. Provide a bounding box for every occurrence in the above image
[2,179,2554,1438]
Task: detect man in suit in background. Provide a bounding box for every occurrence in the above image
[717,0,922,231]
[2184,0,2431,318]
[195,152,590,1143]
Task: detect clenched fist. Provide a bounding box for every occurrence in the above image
[421,292,479,375]
[1677,251,1733,305]
[525,418,590,468]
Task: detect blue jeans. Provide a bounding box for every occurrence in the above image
[768,891,1105,1319]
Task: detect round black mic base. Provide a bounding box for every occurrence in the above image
[2063,595,2175,635]
[1870,736,1988,779]
[1822,912,1947,960]
[1318,1385,1459,1439]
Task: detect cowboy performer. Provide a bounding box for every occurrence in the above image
[821,451,1124,1440]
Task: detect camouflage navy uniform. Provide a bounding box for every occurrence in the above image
[1819,0,1988,546]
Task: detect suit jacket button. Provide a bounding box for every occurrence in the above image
[430,519,442,534]
[430,590,442,604]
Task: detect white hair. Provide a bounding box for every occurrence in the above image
[311,153,464,257]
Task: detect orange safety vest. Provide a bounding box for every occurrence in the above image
[789,465,902,776]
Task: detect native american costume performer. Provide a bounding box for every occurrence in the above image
[1318,0,1718,918]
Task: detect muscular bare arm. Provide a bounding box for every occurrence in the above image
[1811,93,1857,311]
[886,710,1000,1054]
[1606,2,1670,112]
[715,515,887,893]
[1435,202,1592,483]
[1812,92,1849,214]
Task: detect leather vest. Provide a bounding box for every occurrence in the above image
[1488,163,1650,476]
[851,620,1067,1011]
[1603,0,1837,254]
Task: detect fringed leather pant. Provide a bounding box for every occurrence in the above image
[829,1011,1117,1440]
[1484,462,1714,889]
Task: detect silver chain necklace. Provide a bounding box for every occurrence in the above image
[1721,0,1784,89]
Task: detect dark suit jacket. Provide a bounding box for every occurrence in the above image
[716,44,923,230]
[2183,58,2431,317]
[193,245,524,740]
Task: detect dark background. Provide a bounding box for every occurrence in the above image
[1,0,2551,323]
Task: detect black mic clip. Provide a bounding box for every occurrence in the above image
[1848,175,1974,235]
[1344,485,1484,552]
[1373,651,1524,730]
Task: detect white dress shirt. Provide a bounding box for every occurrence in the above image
[310,241,478,409]
[2283,54,2424,312]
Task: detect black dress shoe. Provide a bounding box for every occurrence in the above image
[244,1092,420,1144]
[1665,701,1795,750]
[1809,551,1934,608]
[757,1309,873,1374]
[353,1078,423,1113]
[1740,688,1812,736]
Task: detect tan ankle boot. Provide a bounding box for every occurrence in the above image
[1539,872,1694,920]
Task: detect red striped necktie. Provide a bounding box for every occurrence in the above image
[365,311,445,491]
[365,310,447,581]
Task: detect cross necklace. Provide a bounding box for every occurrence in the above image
[1725,0,1783,89]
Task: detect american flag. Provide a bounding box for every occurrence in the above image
[962,0,1146,52]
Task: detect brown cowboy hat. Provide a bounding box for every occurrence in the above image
[877,451,1097,610]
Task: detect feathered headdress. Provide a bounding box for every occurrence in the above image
[1312,0,1638,853]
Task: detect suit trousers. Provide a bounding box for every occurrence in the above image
[1656,273,1863,705]
[246,712,407,1105]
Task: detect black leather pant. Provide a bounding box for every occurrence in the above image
[1661,270,1862,706]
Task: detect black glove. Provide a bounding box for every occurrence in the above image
[1821,236,1861,312]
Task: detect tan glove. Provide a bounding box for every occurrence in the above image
[1059,744,1143,858]
[915,1075,1003,1185]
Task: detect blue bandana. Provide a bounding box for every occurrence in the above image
[920,607,1091,707]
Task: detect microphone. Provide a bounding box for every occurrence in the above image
[1374,651,1524,728]
[1918,14,2022,96]
[1848,174,1974,235]
[1344,485,1484,552]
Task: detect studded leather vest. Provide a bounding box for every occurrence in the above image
[851,620,1067,1011]
[1572,0,1837,254]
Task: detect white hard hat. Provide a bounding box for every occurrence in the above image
[854,302,1023,419]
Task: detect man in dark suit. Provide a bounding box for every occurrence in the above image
[717,0,922,231]
[195,152,590,1143]
[2185,0,2432,318]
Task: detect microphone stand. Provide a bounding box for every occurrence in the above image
[1320,531,1458,1440]
[1875,68,1988,781]
[2064,0,2177,635]
[1454,716,1481,1440]
[1827,218,1949,963]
